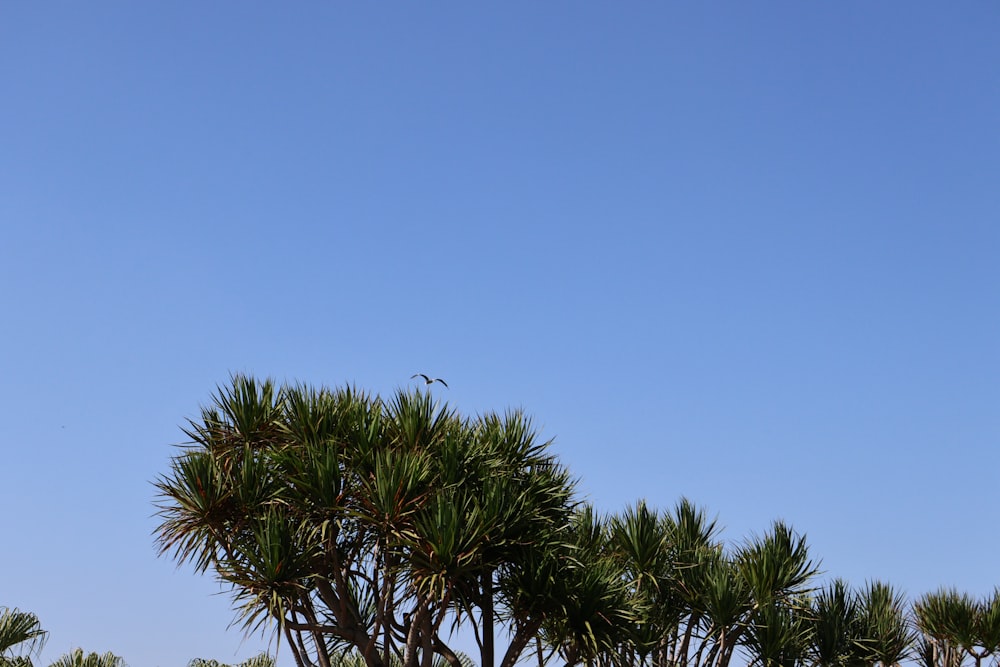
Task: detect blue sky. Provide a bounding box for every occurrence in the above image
[1,3,997,666]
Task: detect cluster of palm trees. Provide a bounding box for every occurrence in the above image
[0,607,274,667]
[559,501,915,667]
[150,375,999,667]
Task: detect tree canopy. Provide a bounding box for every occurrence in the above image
[152,375,992,667]
[155,376,590,667]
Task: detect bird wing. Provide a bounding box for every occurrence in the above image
[435,379,448,387]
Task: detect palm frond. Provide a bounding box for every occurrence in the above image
[0,608,46,659]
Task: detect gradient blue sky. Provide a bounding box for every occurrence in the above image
[1,3,997,666]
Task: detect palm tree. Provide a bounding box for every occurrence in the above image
[915,589,970,667]
[607,500,677,667]
[808,579,866,667]
[155,376,581,667]
[915,588,1000,667]
[538,506,634,667]
[742,598,813,667]
[696,552,749,667]
[971,589,1000,667]
[0,608,46,667]
[665,499,723,667]
[857,581,914,667]
[47,650,124,667]
[728,521,818,667]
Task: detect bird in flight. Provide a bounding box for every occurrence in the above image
[411,373,448,388]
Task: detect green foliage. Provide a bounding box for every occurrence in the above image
[0,608,46,667]
[152,374,1000,667]
[537,507,633,667]
[743,598,814,667]
[859,581,915,667]
[736,521,818,608]
[325,651,475,667]
[808,579,866,667]
[916,588,1000,667]
[806,579,915,667]
[0,659,34,667]
[187,654,275,667]
[47,649,124,667]
[155,375,579,667]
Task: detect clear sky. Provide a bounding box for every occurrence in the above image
[1,3,997,666]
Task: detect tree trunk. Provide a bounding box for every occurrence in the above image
[677,614,701,667]
[421,609,434,667]
[433,637,466,667]
[482,570,495,667]
[500,619,543,667]
[403,605,426,667]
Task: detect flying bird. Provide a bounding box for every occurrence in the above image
[411,373,448,388]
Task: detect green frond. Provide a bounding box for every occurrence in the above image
[47,649,125,667]
[407,489,490,599]
[975,588,1000,654]
[700,555,750,634]
[0,656,36,667]
[737,520,819,607]
[188,654,275,667]
[742,600,813,667]
[915,588,970,644]
[153,449,236,573]
[356,448,432,530]
[859,580,915,667]
[808,579,867,667]
[669,497,721,554]
[0,608,46,660]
